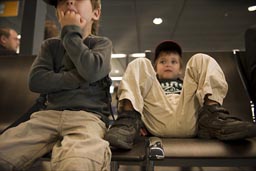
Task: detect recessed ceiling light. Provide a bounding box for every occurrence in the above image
[248,5,256,12]
[153,18,163,25]
[114,70,119,74]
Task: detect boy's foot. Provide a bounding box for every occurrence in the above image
[104,111,142,150]
[198,104,256,140]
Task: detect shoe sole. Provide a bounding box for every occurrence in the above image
[199,122,256,140]
[105,134,133,150]
[217,124,256,140]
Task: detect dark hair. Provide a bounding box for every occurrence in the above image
[154,40,182,63]
[0,27,11,38]
[44,20,59,39]
[154,51,183,70]
[153,40,183,70]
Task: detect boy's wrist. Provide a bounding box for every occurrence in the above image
[60,25,82,40]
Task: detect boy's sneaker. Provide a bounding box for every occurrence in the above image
[104,111,142,150]
[198,104,256,140]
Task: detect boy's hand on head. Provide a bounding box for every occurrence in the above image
[58,10,86,29]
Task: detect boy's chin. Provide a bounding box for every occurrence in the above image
[163,74,178,79]
[159,75,177,80]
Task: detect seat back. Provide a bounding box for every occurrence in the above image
[0,55,38,132]
[234,51,255,118]
[245,26,256,105]
[182,52,253,122]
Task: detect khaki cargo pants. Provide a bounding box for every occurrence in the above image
[0,110,111,171]
[118,53,228,137]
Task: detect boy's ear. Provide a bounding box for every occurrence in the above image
[92,8,101,21]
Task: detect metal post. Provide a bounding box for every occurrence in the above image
[20,0,46,55]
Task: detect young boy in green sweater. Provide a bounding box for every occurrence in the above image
[0,0,112,170]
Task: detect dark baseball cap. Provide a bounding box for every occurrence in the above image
[43,0,57,7]
[154,40,182,62]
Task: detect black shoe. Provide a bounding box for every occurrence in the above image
[104,111,142,150]
[198,104,256,140]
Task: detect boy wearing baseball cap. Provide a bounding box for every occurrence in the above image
[0,0,112,170]
[105,40,256,150]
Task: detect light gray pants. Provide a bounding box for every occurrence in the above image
[118,53,228,137]
[0,110,111,171]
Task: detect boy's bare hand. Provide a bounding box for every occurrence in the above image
[140,128,148,136]
[58,10,86,29]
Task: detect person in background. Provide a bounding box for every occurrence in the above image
[44,20,60,39]
[0,0,112,170]
[105,40,256,150]
[0,27,20,55]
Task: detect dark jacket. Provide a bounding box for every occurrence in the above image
[0,44,18,56]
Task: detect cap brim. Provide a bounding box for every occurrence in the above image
[43,0,57,7]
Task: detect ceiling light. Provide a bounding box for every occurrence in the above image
[153,18,163,25]
[129,53,146,58]
[248,5,256,12]
[114,70,119,74]
[111,54,127,58]
[110,85,114,93]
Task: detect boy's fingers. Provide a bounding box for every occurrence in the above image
[140,128,148,136]
[58,11,64,20]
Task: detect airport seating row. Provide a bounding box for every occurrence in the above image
[0,52,255,171]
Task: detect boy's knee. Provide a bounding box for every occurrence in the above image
[126,57,155,74]
[129,57,151,66]
[188,53,217,67]
[190,53,212,61]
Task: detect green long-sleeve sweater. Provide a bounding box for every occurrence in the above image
[28,25,112,124]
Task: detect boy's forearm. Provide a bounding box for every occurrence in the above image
[61,25,112,83]
[29,67,81,94]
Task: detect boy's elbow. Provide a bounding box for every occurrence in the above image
[28,77,42,93]
[80,73,98,83]
[28,80,38,93]
[79,70,108,83]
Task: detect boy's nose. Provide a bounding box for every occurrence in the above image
[165,62,172,66]
[66,0,75,5]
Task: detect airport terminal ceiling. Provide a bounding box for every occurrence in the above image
[0,0,256,54]
[0,0,256,79]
